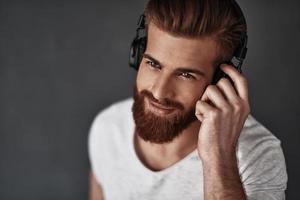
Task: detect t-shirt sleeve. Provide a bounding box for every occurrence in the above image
[237,117,288,200]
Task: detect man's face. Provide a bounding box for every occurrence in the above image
[132,23,219,144]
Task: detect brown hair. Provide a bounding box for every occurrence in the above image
[144,0,247,64]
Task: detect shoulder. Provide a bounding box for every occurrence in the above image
[238,114,287,198]
[238,114,284,160]
[238,114,285,166]
[88,98,135,183]
[92,97,133,126]
[239,114,281,148]
[89,98,133,141]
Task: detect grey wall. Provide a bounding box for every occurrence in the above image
[0,0,299,199]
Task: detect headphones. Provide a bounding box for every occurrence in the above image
[129,14,147,70]
[129,0,248,84]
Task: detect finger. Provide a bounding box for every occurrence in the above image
[216,78,240,103]
[195,100,217,121]
[220,64,249,100]
[200,85,229,109]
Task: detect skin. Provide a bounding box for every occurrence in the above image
[89,172,104,200]
[135,22,250,199]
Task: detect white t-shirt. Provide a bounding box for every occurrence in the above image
[88,98,287,200]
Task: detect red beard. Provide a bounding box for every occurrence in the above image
[132,86,197,144]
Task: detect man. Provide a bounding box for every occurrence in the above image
[88,0,287,199]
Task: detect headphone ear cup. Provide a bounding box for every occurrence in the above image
[129,37,146,70]
[136,37,146,68]
[129,38,138,70]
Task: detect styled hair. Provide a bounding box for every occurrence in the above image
[144,0,247,64]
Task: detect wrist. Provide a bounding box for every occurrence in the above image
[201,152,240,177]
[199,147,238,165]
[201,154,246,199]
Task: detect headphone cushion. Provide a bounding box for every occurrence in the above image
[129,37,146,70]
[136,37,146,68]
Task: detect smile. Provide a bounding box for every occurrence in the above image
[146,98,175,115]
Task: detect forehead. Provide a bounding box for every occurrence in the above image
[146,23,219,70]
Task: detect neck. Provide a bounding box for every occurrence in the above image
[134,120,201,171]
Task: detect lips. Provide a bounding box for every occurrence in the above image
[146,98,175,115]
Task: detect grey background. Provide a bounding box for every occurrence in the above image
[0,0,299,199]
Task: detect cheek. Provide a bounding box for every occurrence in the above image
[178,84,207,110]
[136,63,158,93]
[136,65,149,91]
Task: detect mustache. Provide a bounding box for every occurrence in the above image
[140,90,184,110]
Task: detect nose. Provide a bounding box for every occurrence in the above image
[150,74,174,101]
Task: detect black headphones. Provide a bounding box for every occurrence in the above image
[129,0,248,83]
[129,14,147,70]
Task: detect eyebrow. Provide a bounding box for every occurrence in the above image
[143,53,206,77]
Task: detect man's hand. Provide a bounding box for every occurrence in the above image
[195,64,250,199]
[195,63,250,162]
